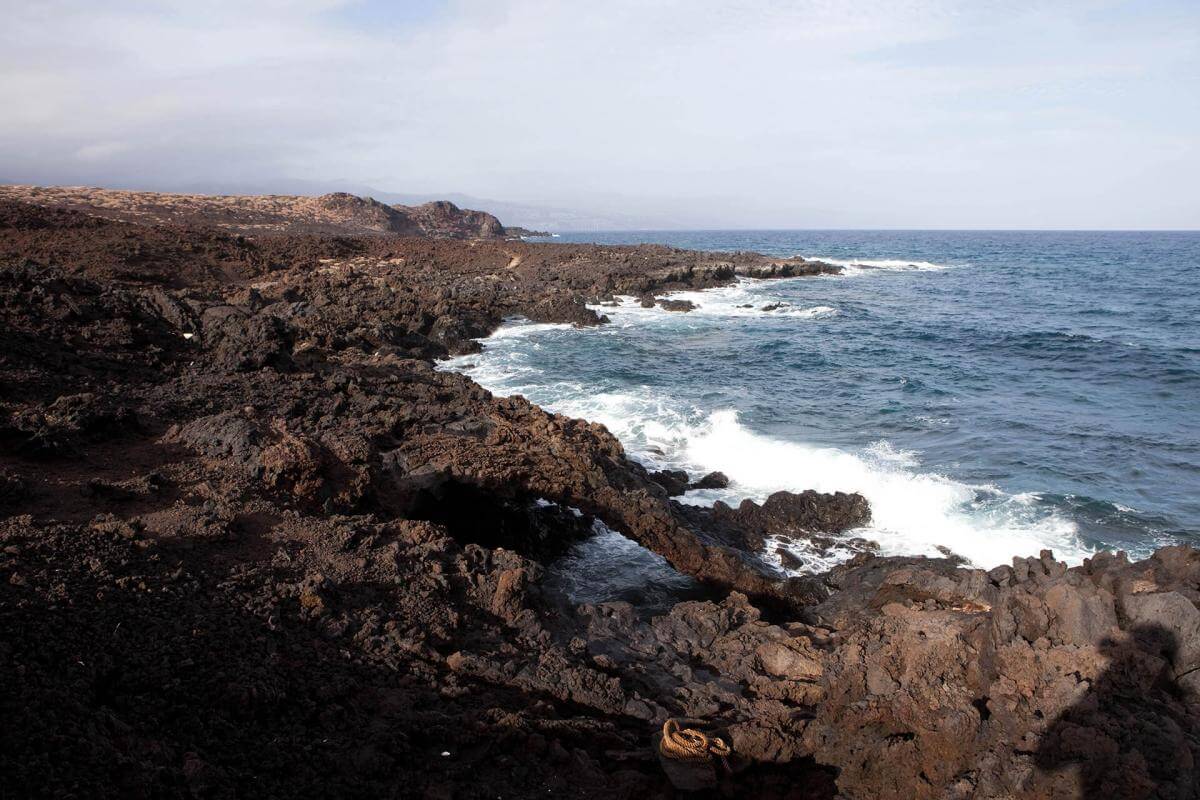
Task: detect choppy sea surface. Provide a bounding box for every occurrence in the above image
[442,230,1200,587]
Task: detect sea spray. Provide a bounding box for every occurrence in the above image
[682,409,1091,569]
[444,357,1093,571]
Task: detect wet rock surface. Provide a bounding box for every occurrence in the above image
[657,298,697,313]
[1,196,1197,799]
[690,471,730,490]
[650,469,691,497]
[680,490,873,552]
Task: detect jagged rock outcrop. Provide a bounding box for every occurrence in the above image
[406,199,506,239]
[798,548,1200,799]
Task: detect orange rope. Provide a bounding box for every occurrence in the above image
[659,719,732,762]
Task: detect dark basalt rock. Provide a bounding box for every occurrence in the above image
[679,489,871,551]
[634,294,698,313]
[649,469,690,496]
[689,470,729,490]
[775,544,806,570]
[0,469,26,506]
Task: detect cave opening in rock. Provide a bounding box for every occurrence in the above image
[406,478,593,561]
[406,477,724,615]
[541,519,721,616]
[973,697,992,721]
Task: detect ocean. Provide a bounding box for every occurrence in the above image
[442,230,1200,590]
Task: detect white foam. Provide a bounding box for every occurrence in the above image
[485,320,574,339]
[683,410,1092,570]
[535,497,585,517]
[761,533,862,574]
[803,256,953,276]
[549,390,698,471]
[590,281,839,322]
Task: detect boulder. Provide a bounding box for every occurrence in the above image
[689,471,729,490]
[649,469,690,497]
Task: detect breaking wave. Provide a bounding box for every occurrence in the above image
[443,339,1094,571]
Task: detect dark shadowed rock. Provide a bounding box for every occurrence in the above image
[689,471,730,490]
[649,469,690,496]
[0,470,26,506]
[679,489,871,551]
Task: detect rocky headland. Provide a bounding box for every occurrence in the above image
[0,186,514,239]
[1,189,1196,799]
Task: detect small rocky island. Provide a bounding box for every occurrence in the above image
[1,188,1196,798]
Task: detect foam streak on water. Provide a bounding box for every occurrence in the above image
[801,256,952,276]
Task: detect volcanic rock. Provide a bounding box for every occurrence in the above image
[679,489,871,551]
[689,470,730,490]
[649,469,690,496]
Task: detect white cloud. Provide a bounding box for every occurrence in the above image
[0,0,1196,227]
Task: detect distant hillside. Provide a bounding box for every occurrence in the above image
[363,190,663,232]
[0,185,512,239]
[169,178,679,231]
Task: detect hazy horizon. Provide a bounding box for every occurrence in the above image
[3,1,1198,230]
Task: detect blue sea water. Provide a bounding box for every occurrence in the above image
[445,230,1200,573]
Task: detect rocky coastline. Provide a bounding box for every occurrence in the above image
[1,191,1196,799]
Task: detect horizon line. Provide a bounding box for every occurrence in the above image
[532,227,1200,234]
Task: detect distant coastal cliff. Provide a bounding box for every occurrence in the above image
[0,185,517,240]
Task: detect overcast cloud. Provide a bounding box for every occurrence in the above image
[1,0,1197,228]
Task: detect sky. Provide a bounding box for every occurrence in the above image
[1,0,1198,229]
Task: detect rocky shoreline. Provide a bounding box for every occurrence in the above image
[1,192,1197,799]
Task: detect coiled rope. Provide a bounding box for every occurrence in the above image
[659,719,732,762]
